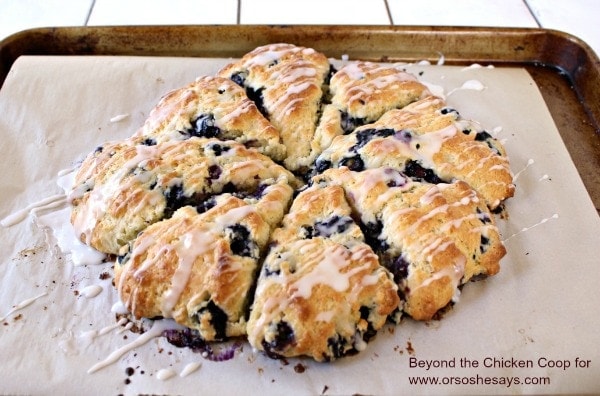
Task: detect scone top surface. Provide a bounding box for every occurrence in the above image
[316,95,515,209]
[115,195,271,341]
[248,183,399,361]
[218,43,332,172]
[134,75,287,162]
[313,167,505,321]
[69,136,295,255]
[329,60,432,122]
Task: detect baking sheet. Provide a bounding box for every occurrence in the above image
[1,55,599,395]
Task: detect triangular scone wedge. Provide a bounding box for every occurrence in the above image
[315,96,515,209]
[218,43,332,172]
[115,196,270,341]
[248,183,399,361]
[313,167,505,321]
[133,76,286,162]
[69,137,294,255]
[313,61,432,154]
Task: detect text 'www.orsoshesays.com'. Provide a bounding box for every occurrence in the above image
[408,374,550,387]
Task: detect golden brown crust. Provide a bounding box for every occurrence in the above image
[247,184,399,360]
[218,43,332,171]
[134,76,286,161]
[316,96,514,209]
[313,61,432,164]
[313,167,504,321]
[114,196,271,340]
[69,136,294,255]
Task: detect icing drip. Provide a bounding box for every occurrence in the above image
[34,206,106,266]
[156,368,177,381]
[513,159,535,181]
[87,319,183,374]
[447,80,486,96]
[503,214,559,243]
[180,362,202,377]
[109,114,129,123]
[0,292,48,322]
[160,230,215,317]
[81,285,103,298]
[0,194,67,227]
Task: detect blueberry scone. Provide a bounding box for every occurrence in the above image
[313,61,432,153]
[247,183,399,361]
[66,43,515,362]
[312,167,505,321]
[134,76,286,162]
[315,95,515,209]
[69,136,295,255]
[115,196,270,340]
[218,43,332,172]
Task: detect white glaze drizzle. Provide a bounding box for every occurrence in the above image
[156,368,177,381]
[109,114,129,123]
[1,194,67,227]
[81,285,103,299]
[34,206,106,266]
[447,79,486,96]
[436,53,445,66]
[461,64,495,71]
[513,158,535,182]
[291,243,368,299]
[179,362,202,377]
[160,229,215,316]
[502,214,559,243]
[80,317,129,345]
[87,319,182,374]
[0,292,48,322]
[111,300,129,315]
[411,254,466,302]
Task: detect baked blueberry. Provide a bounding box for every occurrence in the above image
[163,183,206,218]
[326,334,357,360]
[195,197,217,214]
[313,215,354,237]
[206,143,230,156]
[261,321,295,359]
[140,137,157,146]
[403,160,444,184]
[440,107,459,116]
[245,86,268,118]
[207,164,222,180]
[361,220,388,254]
[353,128,396,151]
[475,130,502,154]
[387,255,410,284]
[229,71,248,87]
[182,114,221,139]
[225,224,257,258]
[339,154,365,171]
[340,111,366,134]
[480,235,490,253]
[193,301,229,341]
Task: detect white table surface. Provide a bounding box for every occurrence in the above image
[0,0,598,57]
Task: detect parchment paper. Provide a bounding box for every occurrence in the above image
[1,55,599,395]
